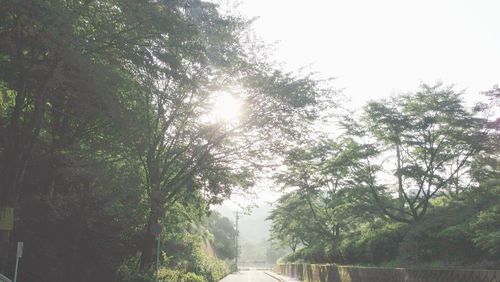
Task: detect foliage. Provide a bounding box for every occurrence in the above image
[207,211,237,260]
[268,192,320,252]
[360,84,486,223]
[158,268,204,282]
[266,244,289,264]
[0,0,326,280]
[338,221,406,264]
[269,137,377,251]
[0,0,497,277]
[116,202,231,282]
[269,85,500,268]
[282,244,329,264]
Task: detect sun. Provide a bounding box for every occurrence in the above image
[211,91,241,122]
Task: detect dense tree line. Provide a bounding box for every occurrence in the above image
[269,84,500,268]
[0,1,328,281]
[1,0,497,280]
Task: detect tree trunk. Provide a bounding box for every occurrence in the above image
[139,151,164,272]
[139,210,159,272]
[395,144,405,209]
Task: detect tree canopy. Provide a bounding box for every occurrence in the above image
[268,84,500,267]
[0,0,498,279]
[0,0,328,280]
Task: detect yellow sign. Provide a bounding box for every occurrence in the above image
[0,207,14,231]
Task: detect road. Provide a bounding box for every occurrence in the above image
[219,270,278,282]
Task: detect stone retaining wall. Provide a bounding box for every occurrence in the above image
[273,263,500,282]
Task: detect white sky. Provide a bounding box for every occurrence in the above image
[238,0,500,108]
[217,0,500,211]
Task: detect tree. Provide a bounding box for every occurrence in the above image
[268,84,499,266]
[359,83,486,223]
[0,0,144,271]
[0,0,327,277]
[124,3,326,269]
[269,137,378,259]
[208,211,237,260]
[269,133,410,263]
[268,192,317,252]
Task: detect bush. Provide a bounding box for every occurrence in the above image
[157,269,205,282]
[338,221,406,264]
[191,250,229,282]
[398,195,488,264]
[282,244,328,263]
[469,186,500,258]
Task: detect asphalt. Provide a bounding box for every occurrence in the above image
[219,270,280,282]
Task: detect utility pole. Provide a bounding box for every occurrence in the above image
[235,211,239,271]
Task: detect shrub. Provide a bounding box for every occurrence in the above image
[283,244,328,263]
[337,221,405,264]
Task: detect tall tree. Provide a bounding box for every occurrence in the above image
[0,0,330,276]
[123,2,326,270]
[360,83,486,223]
[0,0,159,274]
[270,137,377,255]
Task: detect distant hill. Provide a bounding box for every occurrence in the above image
[214,201,273,244]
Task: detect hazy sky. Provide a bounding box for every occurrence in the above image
[217,0,500,211]
[239,0,500,108]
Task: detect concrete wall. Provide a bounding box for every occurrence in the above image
[273,263,500,282]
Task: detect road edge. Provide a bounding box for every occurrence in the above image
[264,271,285,281]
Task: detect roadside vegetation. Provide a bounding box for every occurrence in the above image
[0,1,498,281]
[268,85,500,269]
[0,1,327,281]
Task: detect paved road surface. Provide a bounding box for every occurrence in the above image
[219,270,278,282]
